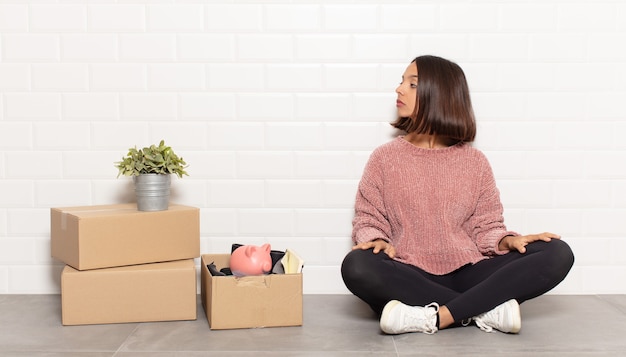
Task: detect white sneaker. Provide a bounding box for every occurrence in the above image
[474,299,521,334]
[380,300,439,335]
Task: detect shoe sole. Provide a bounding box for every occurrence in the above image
[504,299,522,334]
[380,300,401,334]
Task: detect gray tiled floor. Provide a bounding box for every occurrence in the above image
[0,294,625,356]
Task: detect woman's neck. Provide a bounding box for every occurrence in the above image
[404,133,451,149]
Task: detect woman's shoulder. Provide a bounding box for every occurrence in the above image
[460,143,486,156]
[463,144,490,160]
[456,145,495,176]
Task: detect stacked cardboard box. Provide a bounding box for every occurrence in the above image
[51,203,200,326]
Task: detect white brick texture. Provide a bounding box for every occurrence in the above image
[0,1,624,294]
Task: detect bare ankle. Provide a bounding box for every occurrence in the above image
[437,305,455,329]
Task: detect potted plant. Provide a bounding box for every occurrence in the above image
[115,140,188,211]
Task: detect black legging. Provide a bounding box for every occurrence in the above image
[341,239,574,322]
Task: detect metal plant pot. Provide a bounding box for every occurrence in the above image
[133,174,171,211]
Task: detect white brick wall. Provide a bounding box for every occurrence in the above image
[1,1,624,294]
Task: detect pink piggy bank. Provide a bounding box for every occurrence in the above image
[230,243,273,277]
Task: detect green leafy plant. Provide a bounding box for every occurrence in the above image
[115,140,189,178]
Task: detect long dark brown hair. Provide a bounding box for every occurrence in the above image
[391,55,476,143]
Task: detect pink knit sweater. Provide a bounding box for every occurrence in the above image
[352,136,518,275]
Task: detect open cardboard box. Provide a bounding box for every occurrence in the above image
[51,204,200,270]
[61,259,197,326]
[200,254,303,330]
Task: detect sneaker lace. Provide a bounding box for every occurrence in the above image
[407,302,439,334]
[474,309,496,332]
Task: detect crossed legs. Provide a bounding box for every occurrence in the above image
[341,240,574,330]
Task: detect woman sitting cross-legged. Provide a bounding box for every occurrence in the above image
[341,55,575,335]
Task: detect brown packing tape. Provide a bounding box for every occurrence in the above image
[59,206,136,231]
[234,275,271,288]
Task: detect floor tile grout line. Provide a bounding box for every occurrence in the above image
[391,335,400,357]
[596,294,626,316]
[112,323,142,356]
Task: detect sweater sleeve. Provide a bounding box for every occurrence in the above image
[464,155,519,256]
[351,152,393,245]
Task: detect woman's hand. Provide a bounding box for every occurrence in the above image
[499,232,561,254]
[352,239,396,258]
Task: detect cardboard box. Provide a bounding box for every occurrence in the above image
[201,254,303,330]
[51,204,200,270]
[62,259,197,325]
